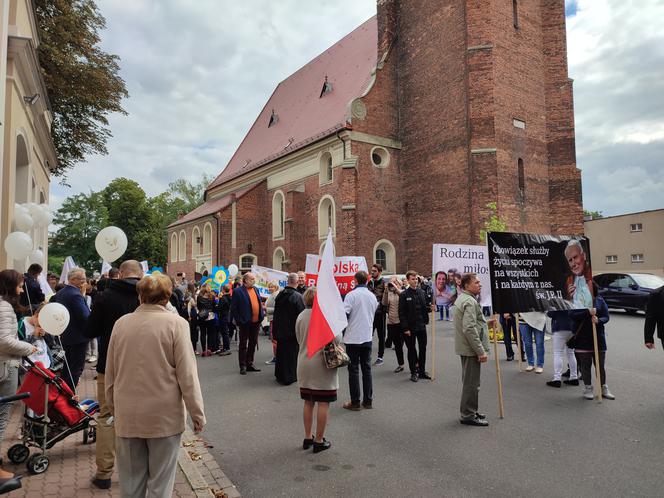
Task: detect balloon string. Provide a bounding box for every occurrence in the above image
[56,335,77,396]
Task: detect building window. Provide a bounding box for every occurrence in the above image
[319,152,333,185]
[631,254,644,264]
[272,191,285,238]
[373,239,397,274]
[630,223,642,232]
[178,230,186,261]
[192,226,201,258]
[203,223,212,253]
[273,247,285,271]
[513,0,519,29]
[605,255,618,264]
[513,118,526,129]
[170,233,178,262]
[239,253,257,272]
[371,146,390,168]
[517,158,525,200]
[318,196,336,238]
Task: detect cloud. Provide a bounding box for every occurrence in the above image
[567,0,664,215]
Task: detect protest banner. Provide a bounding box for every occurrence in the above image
[304,254,368,296]
[251,265,289,298]
[432,244,491,307]
[487,232,593,313]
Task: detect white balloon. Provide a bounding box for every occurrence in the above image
[26,203,42,219]
[4,232,33,259]
[14,209,34,232]
[32,206,52,228]
[28,249,45,266]
[39,203,52,213]
[39,302,70,336]
[228,264,239,277]
[14,203,28,215]
[95,226,128,263]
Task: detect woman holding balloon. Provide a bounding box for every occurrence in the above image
[0,270,38,481]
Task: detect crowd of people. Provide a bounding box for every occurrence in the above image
[0,252,660,494]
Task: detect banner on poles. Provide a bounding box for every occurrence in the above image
[304,254,368,296]
[251,265,289,298]
[432,244,491,307]
[487,232,593,313]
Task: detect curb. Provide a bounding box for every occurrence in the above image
[178,426,242,498]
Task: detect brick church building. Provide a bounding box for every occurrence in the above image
[168,0,582,279]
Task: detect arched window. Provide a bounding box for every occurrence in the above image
[15,133,30,204]
[239,253,257,272]
[192,226,201,258]
[517,158,525,201]
[179,230,186,261]
[203,223,212,253]
[319,151,333,185]
[373,239,396,274]
[318,196,336,238]
[273,247,285,271]
[272,191,285,239]
[170,232,178,262]
[319,240,336,257]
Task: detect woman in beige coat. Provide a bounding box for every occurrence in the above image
[106,273,205,498]
[296,287,340,454]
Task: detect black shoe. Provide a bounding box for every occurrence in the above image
[561,368,571,378]
[240,368,247,375]
[0,476,22,494]
[313,438,331,454]
[521,356,527,363]
[302,438,314,450]
[361,401,373,409]
[460,417,489,427]
[563,379,579,386]
[418,372,432,380]
[546,380,562,388]
[410,374,419,382]
[475,413,486,420]
[506,355,514,361]
[92,478,111,490]
[246,365,261,372]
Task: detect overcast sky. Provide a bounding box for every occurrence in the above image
[49,0,664,218]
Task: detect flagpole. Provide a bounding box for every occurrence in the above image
[431,305,436,380]
[515,314,524,372]
[591,319,603,403]
[490,317,505,418]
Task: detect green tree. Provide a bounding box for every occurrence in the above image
[167,174,214,214]
[583,209,603,220]
[34,0,128,175]
[50,191,109,274]
[480,202,508,244]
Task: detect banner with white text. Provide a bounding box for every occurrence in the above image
[304,254,368,296]
[487,232,593,313]
[432,244,492,307]
[251,265,289,298]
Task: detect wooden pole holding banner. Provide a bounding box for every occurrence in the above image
[490,317,505,418]
[431,306,436,380]
[591,317,603,403]
[515,314,524,372]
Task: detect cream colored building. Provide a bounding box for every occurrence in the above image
[0,0,57,269]
[585,209,664,276]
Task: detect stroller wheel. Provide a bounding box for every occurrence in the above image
[26,454,49,475]
[83,427,97,444]
[7,444,29,464]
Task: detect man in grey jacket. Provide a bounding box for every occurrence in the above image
[454,273,490,427]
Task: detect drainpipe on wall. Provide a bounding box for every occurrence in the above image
[214,213,220,266]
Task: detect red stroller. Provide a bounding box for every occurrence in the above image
[6,359,98,474]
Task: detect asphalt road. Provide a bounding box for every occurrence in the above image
[196,311,663,498]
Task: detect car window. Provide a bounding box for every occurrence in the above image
[602,274,619,287]
[631,274,664,289]
[612,276,632,289]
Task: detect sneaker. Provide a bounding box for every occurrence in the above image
[563,379,579,386]
[86,356,97,363]
[535,367,544,374]
[394,365,404,373]
[525,365,535,372]
[374,357,384,365]
[561,368,571,378]
[410,374,419,382]
[418,372,432,380]
[601,385,615,400]
[583,385,594,400]
[265,357,276,365]
[546,380,561,388]
[219,350,232,356]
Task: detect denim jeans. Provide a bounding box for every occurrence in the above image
[437,304,451,321]
[520,323,545,368]
[345,342,372,404]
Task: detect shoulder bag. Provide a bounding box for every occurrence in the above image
[323,341,350,369]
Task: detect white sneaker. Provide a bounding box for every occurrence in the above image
[535,367,543,374]
[583,385,594,400]
[601,385,615,400]
[86,356,97,363]
[525,365,535,372]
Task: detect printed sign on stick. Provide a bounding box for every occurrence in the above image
[251,265,289,298]
[304,254,368,296]
[432,244,492,308]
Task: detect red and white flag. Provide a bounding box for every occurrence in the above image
[307,231,348,357]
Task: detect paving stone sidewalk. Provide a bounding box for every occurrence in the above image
[1,363,240,498]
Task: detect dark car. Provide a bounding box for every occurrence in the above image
[593,273,664,313]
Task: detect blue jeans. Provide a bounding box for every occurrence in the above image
[520,323,545,367]
[437,304,451,320]
[345,342,372,404]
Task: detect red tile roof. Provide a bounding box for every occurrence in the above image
[168,183,257,228]
[207,16,377,191]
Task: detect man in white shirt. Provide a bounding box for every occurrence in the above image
[343,271,378,410]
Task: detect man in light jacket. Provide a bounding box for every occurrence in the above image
[454,273,490,427]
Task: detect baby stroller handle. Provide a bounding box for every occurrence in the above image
[0,392,30,404]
